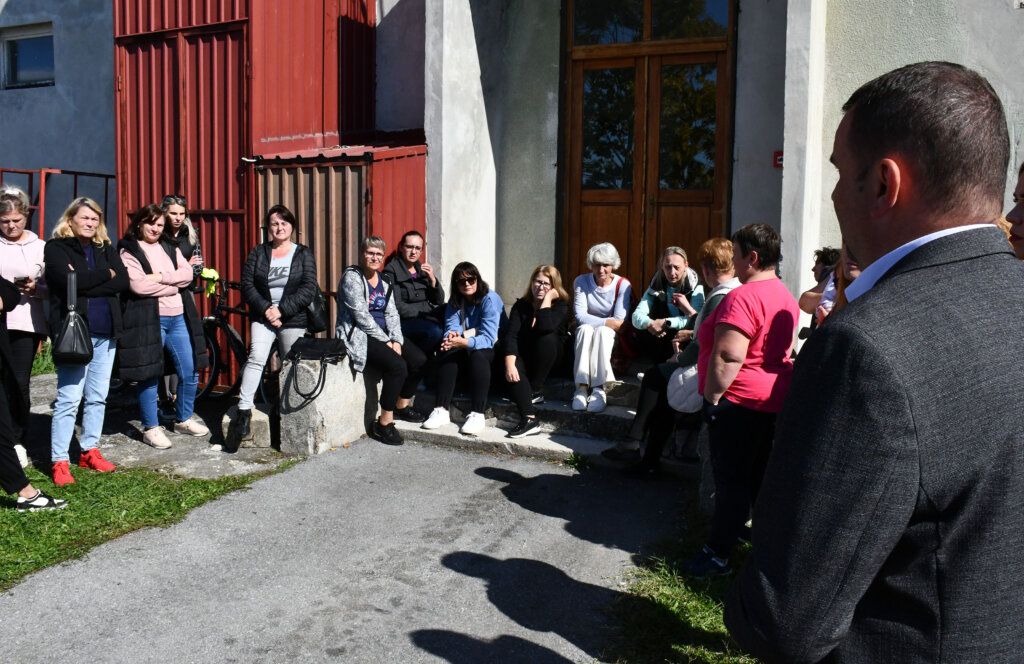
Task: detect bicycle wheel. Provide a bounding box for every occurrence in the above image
[257,341,281,405]
[203,323,247,400]
[195,326,220,400]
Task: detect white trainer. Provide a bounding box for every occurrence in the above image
[461,411,486,436]
[571,386,589,411]
[143,426,173,449]
[587,387,607,413]
[422,407,451,430]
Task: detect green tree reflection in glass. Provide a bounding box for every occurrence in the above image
[573,0,643,45]
[659,63,716,190]
[581,67,635,190]
[652,0,728,40]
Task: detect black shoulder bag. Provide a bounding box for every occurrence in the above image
[306,287,329,333]
[52,271,94,366]
[286,337,347,400]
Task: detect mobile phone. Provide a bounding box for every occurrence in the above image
[13,275,29,286]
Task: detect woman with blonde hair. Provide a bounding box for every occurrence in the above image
[0,186,48,443]
[500,265,570,438]
[44,197,129,485]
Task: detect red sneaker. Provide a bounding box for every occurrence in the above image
[78,448,116,472]
[52,460,75,486]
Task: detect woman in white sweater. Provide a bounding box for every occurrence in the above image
[571,242,631,413]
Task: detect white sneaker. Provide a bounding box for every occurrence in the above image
[587,387,607,413]
[143,427,173,449]
[422,407,451,430]
[461,411,486,436]
[571,386,589,411]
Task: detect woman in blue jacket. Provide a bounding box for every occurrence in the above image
[421,262,504,436]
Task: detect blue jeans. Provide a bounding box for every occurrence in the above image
[51,335,118,463]
[137,315,198,428]
[401,316,443,353]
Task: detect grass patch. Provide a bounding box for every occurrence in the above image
[0,461,296,591]
[605,490,759,664]
[31,342,54,376]
[563,451,593,471]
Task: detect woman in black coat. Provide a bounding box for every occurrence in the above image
[232,205,319,442]
[0,275,65,510]
[45,197,129,486]
[500,265,570,438]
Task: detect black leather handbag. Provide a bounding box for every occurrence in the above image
[52,272,93,366]
[306,287,329,333]
[286,337,346,400]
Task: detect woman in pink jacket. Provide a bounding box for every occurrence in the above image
[0,186,47,443]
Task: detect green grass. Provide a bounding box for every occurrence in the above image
[563,451,594,471]
[605,490,760,664]
[0,461,296,591]
[31,342,54,376]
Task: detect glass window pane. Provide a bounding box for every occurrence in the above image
[652,0,728,40]
[659,63,716,190]
[573,0,643,45]
[7,35,54,87]
[581,67,635,190]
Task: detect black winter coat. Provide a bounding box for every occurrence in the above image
[381,258,446,319]
[241,242,319,329]
[44,237,129,342]
[500,297,570,358]
[0,276,23,407]
[117,238,209,383]
[167,228,203,292]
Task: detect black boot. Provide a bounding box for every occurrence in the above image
[235,409,252,440]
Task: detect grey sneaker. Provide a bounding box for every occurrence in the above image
[174,416,210,437]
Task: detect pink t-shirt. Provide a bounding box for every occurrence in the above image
[697,277,799,413]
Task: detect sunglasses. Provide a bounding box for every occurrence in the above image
[456,277,477,286]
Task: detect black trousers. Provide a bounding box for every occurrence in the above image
[437,346,494,413]
[6,331,41,441]
[364,337,418,412]
[703,397,775,559]
[504,331,564,417]
[627,365,678,467]
[0,356,30,495]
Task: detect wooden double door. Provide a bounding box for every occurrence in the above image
[563,1,733,291]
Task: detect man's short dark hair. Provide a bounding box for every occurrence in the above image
[842,61,1009,219]
[814,246,840,267]
[732,224,782,271]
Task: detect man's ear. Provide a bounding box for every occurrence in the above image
[747,249,760,269]
[870,158,902,216]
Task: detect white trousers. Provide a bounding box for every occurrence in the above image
[573,324,617,387]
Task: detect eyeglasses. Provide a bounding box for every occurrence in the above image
[402,244,423,252]
[456,277,477,286]
[532,279,552,288]
[364,251,385,259]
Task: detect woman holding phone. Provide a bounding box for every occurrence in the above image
[0,186,47,444]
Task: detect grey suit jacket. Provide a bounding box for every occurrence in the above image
[724,226,1024,663]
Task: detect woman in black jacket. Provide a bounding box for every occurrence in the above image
[500,265,570,438]
[119,204,210,450]
[0,275,65,510]
[45,197,129,486]
[233,205,319,442]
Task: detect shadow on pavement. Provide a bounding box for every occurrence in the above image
[410,631,574,664]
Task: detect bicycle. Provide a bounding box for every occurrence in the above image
[195,275,280,404]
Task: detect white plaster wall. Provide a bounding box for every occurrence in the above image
[424,0,497,287]
[783,0,1024,301]
[376,0,425,131]
[0,0,117,230]
[731,0,787,233]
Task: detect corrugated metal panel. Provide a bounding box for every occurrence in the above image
[250,0,344,154]
[114,0,248,38]
[368,146,427,248]
[257,163,366,335]
[339,0,375,135]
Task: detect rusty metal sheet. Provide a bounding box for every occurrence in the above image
[114,0,248,38]
[368,146,427,250]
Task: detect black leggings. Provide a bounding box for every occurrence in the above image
[6,331,41,441]
[0,366,30,495]
[364,337,420,412]
[504,331,564,417]
[437,347,494,413]
[704,398,775,559]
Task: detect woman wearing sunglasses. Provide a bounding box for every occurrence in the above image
[421,262,504,436]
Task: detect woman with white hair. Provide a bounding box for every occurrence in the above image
[571,242,631,412]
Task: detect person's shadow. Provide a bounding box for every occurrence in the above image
[409,631,574,664]
[475,466,686,560]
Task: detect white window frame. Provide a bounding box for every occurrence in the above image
[1,23,55,90]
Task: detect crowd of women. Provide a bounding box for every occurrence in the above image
[4,157,1023,513]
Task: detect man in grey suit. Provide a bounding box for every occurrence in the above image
[724,62,1024,662]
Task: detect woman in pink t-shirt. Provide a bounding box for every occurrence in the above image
[683,224,799,578]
